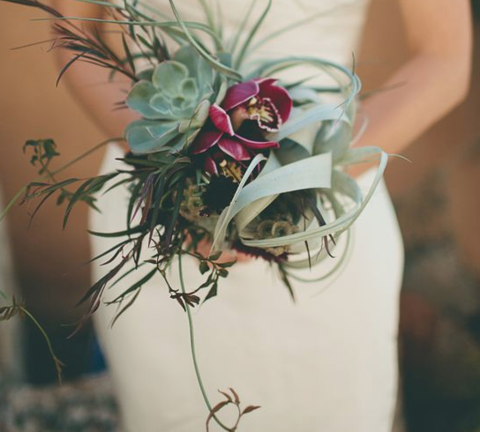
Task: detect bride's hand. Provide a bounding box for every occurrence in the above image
[195,239,252,264]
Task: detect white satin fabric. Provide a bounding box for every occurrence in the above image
[91,1,404,431]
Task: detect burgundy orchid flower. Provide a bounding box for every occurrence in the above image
[190,78,293,175]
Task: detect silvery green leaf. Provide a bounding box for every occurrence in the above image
[184,128,201,146]
[200,84,215,101]
[235,195,279,238]
[195,0,220,47]
[178,119,193,134]
[176,116,202,144]
[234,152,283,233]
[126,81,164,120]
[214,76,228,105]
[247,3,349,57]
[163,131,197,152]
[149,93,174,117]
[211,154,267,253]
[282,118,320,157]
[242,149,388,249]
[190,99,211,128]
[171,96,186,109]
[152,61,189,96]
[169,0,242,81]
[314,99,356,161]
[336,146,385,166]
[180,78,199,100]
[137,69,154,81]
[218,52,233,68]
[212,153,332,251]
[248,57,361,112]
[259,150,283,177]
[234,152,332,236]
[285,197,332,254]
[285,230,352,274]
[174,45,213,88]
[228,0,256,53]
[126,120,179,154]
[268,103,347,142]
[289,86,322,104]
[234,0,272,68]
[172,105,195,119]
[275,138,311,165]
[314,121,353,162]
[45,11,224,45]
[181,99,195,110]
[144,122,177,137]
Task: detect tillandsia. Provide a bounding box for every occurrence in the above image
[0,0,391,429]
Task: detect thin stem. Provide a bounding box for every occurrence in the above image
[20,307,64,384]
[232,404,242,431]
[51,137,121,177]
[36,16,223,46]
[234,0,272,69]
[178,253,232,432]
[196,0,222,51]
[0,185,27,223]
[0,138,117,224]
[247,4,347,55]
[228,0,255,54]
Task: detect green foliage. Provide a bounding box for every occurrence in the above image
[0,290,63,383]
[126,46,214,154]
[23,139,60,175]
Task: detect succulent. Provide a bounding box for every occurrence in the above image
[125,46,217,155]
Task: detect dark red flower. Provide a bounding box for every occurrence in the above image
[190,78,293,174]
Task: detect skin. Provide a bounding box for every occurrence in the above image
[351,0,472,175]
[53,0,472,262]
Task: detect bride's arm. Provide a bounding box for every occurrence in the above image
[355,0,472,161]
[52,2,139,142]
[55,0,472,164]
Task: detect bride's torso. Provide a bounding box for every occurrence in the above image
[147,0,370,65]
[91,2,404,431]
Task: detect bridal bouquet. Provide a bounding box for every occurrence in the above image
[1,0,388,428]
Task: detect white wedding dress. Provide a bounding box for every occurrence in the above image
[91,1,404,431]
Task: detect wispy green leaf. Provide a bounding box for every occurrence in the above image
[234,0,272,69]
[168,0,242,81]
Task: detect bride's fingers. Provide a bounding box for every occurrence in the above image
[218,250,251,263]
[194,240,251,263]
[234,252,251,263]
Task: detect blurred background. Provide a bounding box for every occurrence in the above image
[0,0,479,431]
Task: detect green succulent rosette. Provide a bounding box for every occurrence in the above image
[125,46,217,155]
